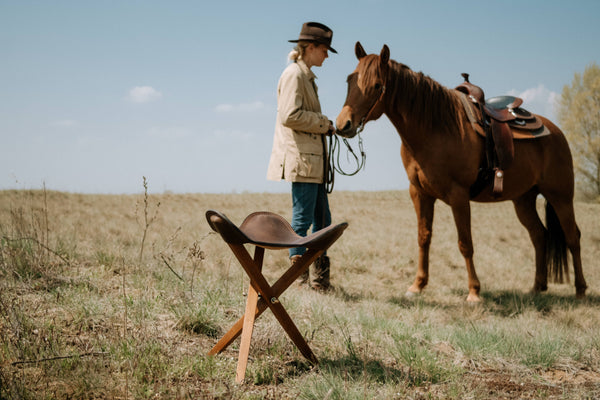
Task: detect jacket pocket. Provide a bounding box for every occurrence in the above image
[293,152,323,179]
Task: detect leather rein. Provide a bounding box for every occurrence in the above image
[325,83,386,193]
[325,133,366,193]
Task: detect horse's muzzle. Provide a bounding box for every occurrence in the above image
[335,120,357,138]
[335,106,358,138]
[335,128,356,138]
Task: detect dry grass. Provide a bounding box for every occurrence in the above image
[1,188,599,399]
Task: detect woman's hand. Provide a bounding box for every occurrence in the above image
[327,120,335,136]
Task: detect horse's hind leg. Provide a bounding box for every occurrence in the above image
[544,194,587,298]
[512,189,547,293]
[406,185,435,297]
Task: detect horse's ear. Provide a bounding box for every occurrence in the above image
[380,44,390,66]
[355,41,367,59]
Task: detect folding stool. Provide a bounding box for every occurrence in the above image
[205,210,348,383]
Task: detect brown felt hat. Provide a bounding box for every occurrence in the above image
[289,22,337,54]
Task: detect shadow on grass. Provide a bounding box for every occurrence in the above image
[387,289,600,318]
[481,290,600,317]
[237,354,407,387]
[316,355,406,385]
[331,286,363,303]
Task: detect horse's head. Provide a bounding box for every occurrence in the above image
[336,42,390,138]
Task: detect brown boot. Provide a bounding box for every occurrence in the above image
[311,255,330,292]
[291,255,308,286]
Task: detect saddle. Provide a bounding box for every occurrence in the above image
[455,73,549,198]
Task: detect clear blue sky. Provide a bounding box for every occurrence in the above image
[2,0,599,194]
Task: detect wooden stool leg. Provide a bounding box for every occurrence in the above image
[207,317,243,356]
[265,298,318,364]
[235,247,264,383]
[208,249,323,357]
[230,245,319,364]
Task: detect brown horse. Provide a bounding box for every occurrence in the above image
[336,42,587,301]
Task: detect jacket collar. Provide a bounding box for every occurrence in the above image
[296,59,316,81]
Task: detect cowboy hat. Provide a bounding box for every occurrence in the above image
[289,22,337,54]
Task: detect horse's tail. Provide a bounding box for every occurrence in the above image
[545,200,569,284]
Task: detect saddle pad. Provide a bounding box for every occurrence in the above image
[511,125,551,139]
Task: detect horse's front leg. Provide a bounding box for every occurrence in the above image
[406,185,435,297]
[450,198,481,302]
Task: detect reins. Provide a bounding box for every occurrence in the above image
[325,133,366,193]
[324,82,386,193]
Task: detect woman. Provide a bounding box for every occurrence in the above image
[266,22,337,291]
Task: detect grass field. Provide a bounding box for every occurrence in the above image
[1,188,599,399]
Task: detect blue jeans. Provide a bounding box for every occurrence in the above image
[290,182,331,258]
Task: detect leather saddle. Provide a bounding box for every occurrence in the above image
[455,73,548,198]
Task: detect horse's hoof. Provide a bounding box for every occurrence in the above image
[529,285,547,294]
[466,293,482,303]
[405,290,420,299]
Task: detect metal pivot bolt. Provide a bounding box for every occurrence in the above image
[270,297,279,304]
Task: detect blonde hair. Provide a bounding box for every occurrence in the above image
[288,41,311,62]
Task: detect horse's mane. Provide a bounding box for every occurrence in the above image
[365,58,463,132]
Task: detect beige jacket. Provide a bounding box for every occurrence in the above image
[267,60,330,183]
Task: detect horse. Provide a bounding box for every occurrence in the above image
[335,42,587,302]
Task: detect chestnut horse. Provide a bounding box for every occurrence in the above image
[336,42,587,301]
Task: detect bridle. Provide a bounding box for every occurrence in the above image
[325,82,386,193]
[357,83,386,134]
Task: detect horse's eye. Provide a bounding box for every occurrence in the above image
[374,83,381,90]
